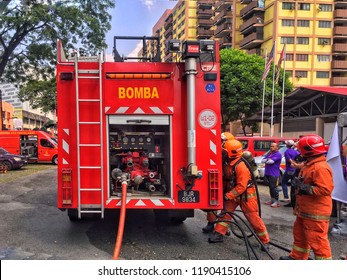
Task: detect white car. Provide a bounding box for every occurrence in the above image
[254,145,287,180]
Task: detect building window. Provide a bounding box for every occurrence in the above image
[282,2,295,10]
[282,19,295,27]
[318,38,331,45]
[296,54,309,61]
[317,55,330,62]
[298,3,310,10]
[316,71,329,78]
[287,70,293,77]
[318,21,332,28]
[281,36,294,44]
[318,4,332,12]
[297,37,309,45]
[297,20,310,27]
[295,71,308,78]
[286,53,294,61]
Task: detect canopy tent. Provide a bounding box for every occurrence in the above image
[248,86,347,123]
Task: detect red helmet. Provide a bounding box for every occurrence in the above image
[224,139,243,158]
[297,135,326,157]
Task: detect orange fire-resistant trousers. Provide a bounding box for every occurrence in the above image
[289,216,332,260]
[214,193,270,245]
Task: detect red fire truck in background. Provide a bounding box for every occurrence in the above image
[56,36,223,221]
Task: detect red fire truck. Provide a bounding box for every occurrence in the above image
[56,36,223,221]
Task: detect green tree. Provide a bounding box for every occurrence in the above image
[0,0,115,112]
[220,48,293,135]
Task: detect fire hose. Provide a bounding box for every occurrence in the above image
[112,175,128,260]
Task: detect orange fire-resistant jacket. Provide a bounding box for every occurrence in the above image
[295,154,334,221]
[224,157,256,201]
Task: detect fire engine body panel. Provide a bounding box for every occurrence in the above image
[56,38,223,219]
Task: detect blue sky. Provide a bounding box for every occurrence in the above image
[106,0,177,57]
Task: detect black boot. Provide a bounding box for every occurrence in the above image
[208,231,224,243]
[202,222,214,233]
[279,256,295,260]
[283,202,293,207]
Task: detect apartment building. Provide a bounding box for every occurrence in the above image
[149,0,346,88]
[0,83,54,131]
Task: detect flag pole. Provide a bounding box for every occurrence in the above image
[280,44,286,137]
[270,41,276,137]
[261,48,268,137]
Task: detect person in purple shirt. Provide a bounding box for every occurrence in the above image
[281,140,300,203]
[262,142,282,207]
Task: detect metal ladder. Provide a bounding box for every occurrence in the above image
[74,52,104,219]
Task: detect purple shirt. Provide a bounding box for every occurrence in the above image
[284,148,300,173]
[264,150,282,177]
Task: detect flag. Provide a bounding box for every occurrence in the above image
[275,44,286,83]
[261,44,275,82]
[327,122,347,204]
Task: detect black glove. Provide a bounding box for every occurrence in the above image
[292,177,313,195]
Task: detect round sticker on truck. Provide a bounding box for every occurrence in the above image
[198,109,217,129]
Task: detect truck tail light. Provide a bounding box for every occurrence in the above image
[62,168,72,205]
[208,169,220,206]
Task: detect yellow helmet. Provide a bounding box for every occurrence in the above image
[221,132,235,141]
[224,139,243,158]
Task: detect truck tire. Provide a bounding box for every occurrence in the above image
[154,209,189,224]
[52,155,58,165]
[67,209,79,221]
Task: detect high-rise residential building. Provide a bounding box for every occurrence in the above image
[150,0,345,88]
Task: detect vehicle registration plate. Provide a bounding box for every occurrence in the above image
[178,190,200,203]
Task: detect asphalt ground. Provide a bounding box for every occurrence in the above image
[0,165,346,261]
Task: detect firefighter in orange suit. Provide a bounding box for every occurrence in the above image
[208,139,270,248]
[280,135,334,260]
[202,132,234,233]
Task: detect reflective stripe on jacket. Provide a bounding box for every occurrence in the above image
[295,155,334,221]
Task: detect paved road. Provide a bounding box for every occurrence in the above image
[0,167,346,260]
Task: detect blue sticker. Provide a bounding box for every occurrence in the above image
[205,83,216,93]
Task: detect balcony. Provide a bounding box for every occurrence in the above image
[335,1,347,8]
[240,1,264,19]
[334,26,347,37]
[247,48,262,56]
[214,9,232,25]
[214,21,232,38]
[239,32,264,49]
[331,60,347,69]
[333,43,347,53]
[197,18,214,28]
[164,14,173,30]
[239,15,264,33]
[164,52,173,63]
[334,9,347,19]
[197,0,214,10]
[331,76,347,86]
[164,27,173,38]
[197,28,214,39]
[215,0,232,12]
[197,7,213,19]
[218,36,232,49]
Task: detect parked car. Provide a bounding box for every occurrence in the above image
[0,147,28,171]
[254,145,288,181]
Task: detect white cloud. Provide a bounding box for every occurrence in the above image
[127,42,143,61]
[141,0,155,10]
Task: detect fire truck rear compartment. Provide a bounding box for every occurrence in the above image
[108,115,171,199]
